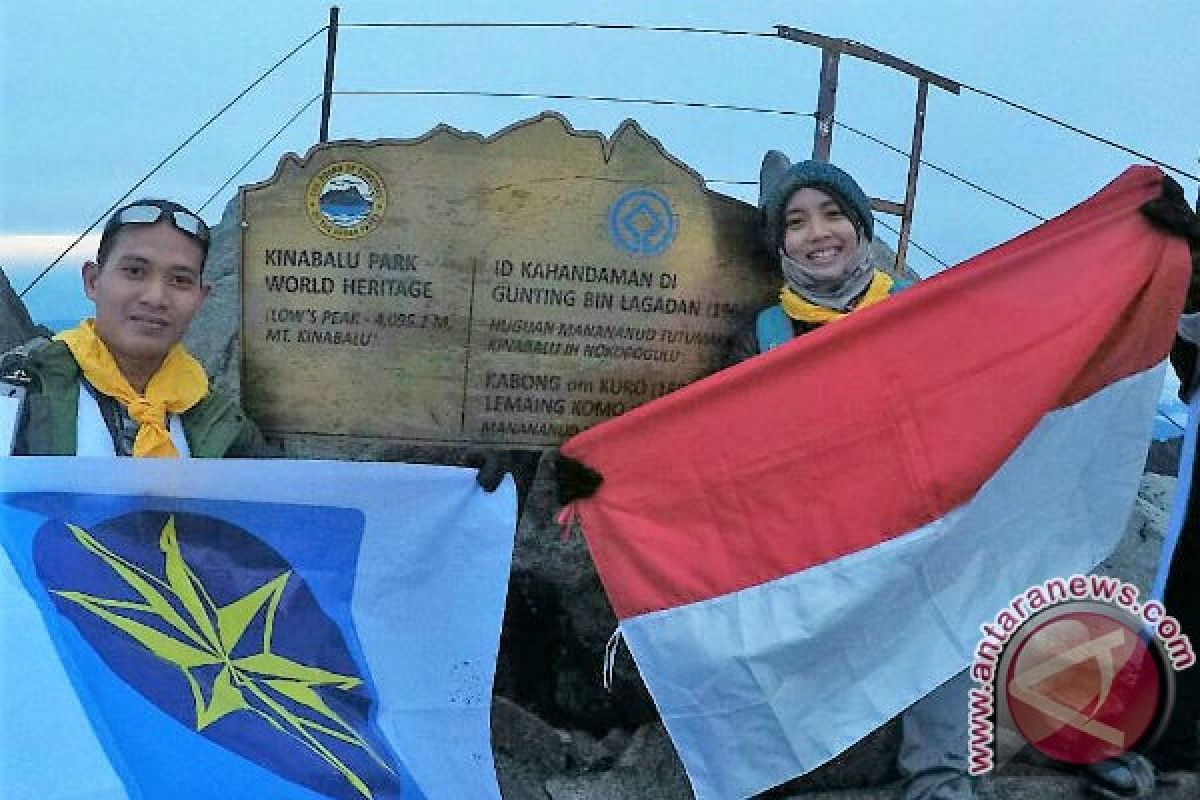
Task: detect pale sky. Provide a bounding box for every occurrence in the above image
[2,0,1197,351]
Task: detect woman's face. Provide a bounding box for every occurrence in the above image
[782,187,861,280]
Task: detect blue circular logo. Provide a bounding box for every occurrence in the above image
[608,189,677,256]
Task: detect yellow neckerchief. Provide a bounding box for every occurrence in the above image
[779,270,894,324]
[55,319,208,457]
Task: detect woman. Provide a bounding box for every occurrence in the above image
[727,151,909,363]
[732,154,1188,800]
[729,152,979,800]
[559,155,1191,800]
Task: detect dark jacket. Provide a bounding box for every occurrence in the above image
[8,339,264,457]
[1154,331,1200,767]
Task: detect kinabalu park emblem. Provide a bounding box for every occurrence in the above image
[307,161,387,239]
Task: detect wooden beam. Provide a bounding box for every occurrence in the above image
[895,80,930,269]
[812,48,840,162]
[870,199,906,216]
[775,26,961,94]
[319,6,341,143]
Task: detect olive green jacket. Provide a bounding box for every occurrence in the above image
[11,339,264,457]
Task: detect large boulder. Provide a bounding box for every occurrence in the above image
[186,196,243,396]
[0,268,38,353]
[498,451,658,731]
[1097,472,1176,591]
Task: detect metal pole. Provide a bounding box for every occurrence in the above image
[319,6,340,143]
[895,79,929,271]
[812,47,839,162]
[777,26,961,94]
[778,26,962,272]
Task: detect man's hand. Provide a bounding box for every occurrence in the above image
[1141,175,1200,239]
[555,453,603,505]
[1140,175,1200,312]
[471,450,507,492]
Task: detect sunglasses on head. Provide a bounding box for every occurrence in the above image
[110,203,210,245]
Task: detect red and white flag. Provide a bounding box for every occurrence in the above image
[560,167,1191,799]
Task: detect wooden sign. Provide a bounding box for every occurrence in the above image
[241,113,776,447]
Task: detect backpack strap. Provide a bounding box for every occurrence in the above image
[0,339,45,455]
[755,304,794,354]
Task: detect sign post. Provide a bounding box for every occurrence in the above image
[241,113,777,448]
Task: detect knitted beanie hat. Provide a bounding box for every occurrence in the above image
[759,151,874,250]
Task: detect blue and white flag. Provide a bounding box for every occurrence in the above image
[0,457,517,800]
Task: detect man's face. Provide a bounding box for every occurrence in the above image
[83,219,209,371]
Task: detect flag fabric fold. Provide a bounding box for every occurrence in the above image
[0,457,516,800]
[561,166,1192,799]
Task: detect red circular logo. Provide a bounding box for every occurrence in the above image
[1003,607,1166,765]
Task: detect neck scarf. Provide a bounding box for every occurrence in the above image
[779,239,875,311]
[780,270,894,324]
[56,319,208,457]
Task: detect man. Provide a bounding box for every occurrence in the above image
[2,198,264,457]
[1130,180,1200,796]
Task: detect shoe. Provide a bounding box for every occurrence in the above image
[901,768,976,800]
[1083,753,1156,799]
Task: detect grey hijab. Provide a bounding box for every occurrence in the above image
[780,242,874,311]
